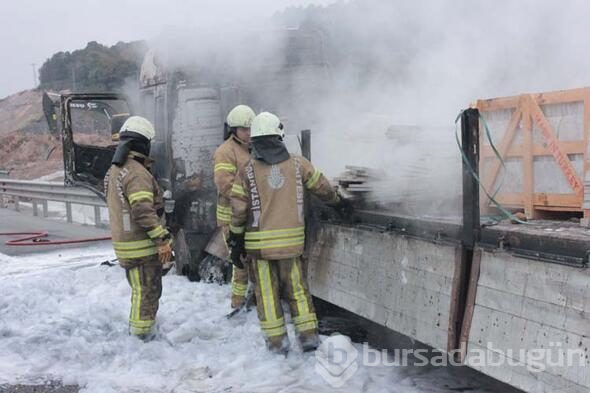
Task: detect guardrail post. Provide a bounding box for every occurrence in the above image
[66,202,73,223]
[0,180,106,223]
[94,206,101,228]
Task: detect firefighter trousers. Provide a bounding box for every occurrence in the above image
[252,257,319,352]
[223,225,250,308]
[231,264,249,308]
[121,255,163,337]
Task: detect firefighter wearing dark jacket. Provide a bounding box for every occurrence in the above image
[105,116,173,340]
[214,105,256,309]
[228,112,349,353]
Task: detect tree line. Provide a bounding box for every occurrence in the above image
[39,41,147,92]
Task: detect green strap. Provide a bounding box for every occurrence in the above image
[455,110,530,225]
[479,112,507,200]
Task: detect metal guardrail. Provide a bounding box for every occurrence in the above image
[0,179,106,227]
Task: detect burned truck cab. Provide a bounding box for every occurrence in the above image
[137,50,238,279]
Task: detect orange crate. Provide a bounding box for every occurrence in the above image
[475,88,590,218]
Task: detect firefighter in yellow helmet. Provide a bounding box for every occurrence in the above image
[228,112,350,353]
[213,105,256,309]
[104,116,173,341]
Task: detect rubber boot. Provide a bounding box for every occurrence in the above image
[231,294,246,309]
[267,334,290,355]
[299,330,320,353]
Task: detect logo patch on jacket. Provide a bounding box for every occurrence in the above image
[267,165,285,189]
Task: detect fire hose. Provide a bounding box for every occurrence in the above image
[0,232,111,246]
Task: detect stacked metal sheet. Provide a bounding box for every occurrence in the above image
[334,166,378,200]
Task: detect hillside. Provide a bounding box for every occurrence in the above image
[0,131,62,179]
[0,89,47,136]
[0,89,61,179]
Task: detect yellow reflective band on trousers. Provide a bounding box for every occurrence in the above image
[216,205,232,223]
[113,239,157,259]
[128,191,154,205]
[214,163,237,173]
[258,260,285,337]
[147,225,167,239]
[231,268,248,296]
[292,313,318,333]
[291,258,309,315]
[231,184,247,197]
[232,283,247,296]
[245,227,305,250]
[128,268,155,335]
[305,169,322,189]
[260,317,287,337]
[290,260,318,333]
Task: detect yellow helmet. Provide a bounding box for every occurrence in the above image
[226,105,256,128]
[120,116,156,141]
[250,112,285,139]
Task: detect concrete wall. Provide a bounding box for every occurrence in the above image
[307,224,456,352]
[465,250,590,393]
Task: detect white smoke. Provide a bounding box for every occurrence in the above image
[139,0,590,216]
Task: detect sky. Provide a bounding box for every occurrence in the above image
[0,0,338,99]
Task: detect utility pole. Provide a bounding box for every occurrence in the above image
[71,66,77,92]
[31,63,37,88]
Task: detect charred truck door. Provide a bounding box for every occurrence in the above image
[61,93,131,195]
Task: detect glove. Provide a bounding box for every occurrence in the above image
[157,239,173,264]
[227,232,246,269]
[333,195,354,219]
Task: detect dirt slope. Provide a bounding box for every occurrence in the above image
[0,89,47,136]
[0,89,63,179]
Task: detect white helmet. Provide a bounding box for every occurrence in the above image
[250,112,285,139]
[120,116,156,141]
[226,105,256,128]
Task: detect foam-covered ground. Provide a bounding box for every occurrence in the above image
[0,246,508,393]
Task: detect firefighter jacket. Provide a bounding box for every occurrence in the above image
[213,135,251,226]
[105,151,169,262]
[230,155,339,260]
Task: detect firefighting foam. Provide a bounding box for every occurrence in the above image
[0,245,460,392]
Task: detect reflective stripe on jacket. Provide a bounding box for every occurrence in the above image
[105,152,168,261]
[230,155,338,260]
[213,135,250,226]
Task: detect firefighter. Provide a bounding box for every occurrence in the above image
[213,105,256,309]
[104,116,173,341]
[228,112,349,353]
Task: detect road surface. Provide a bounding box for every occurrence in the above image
[0,207,111,256]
